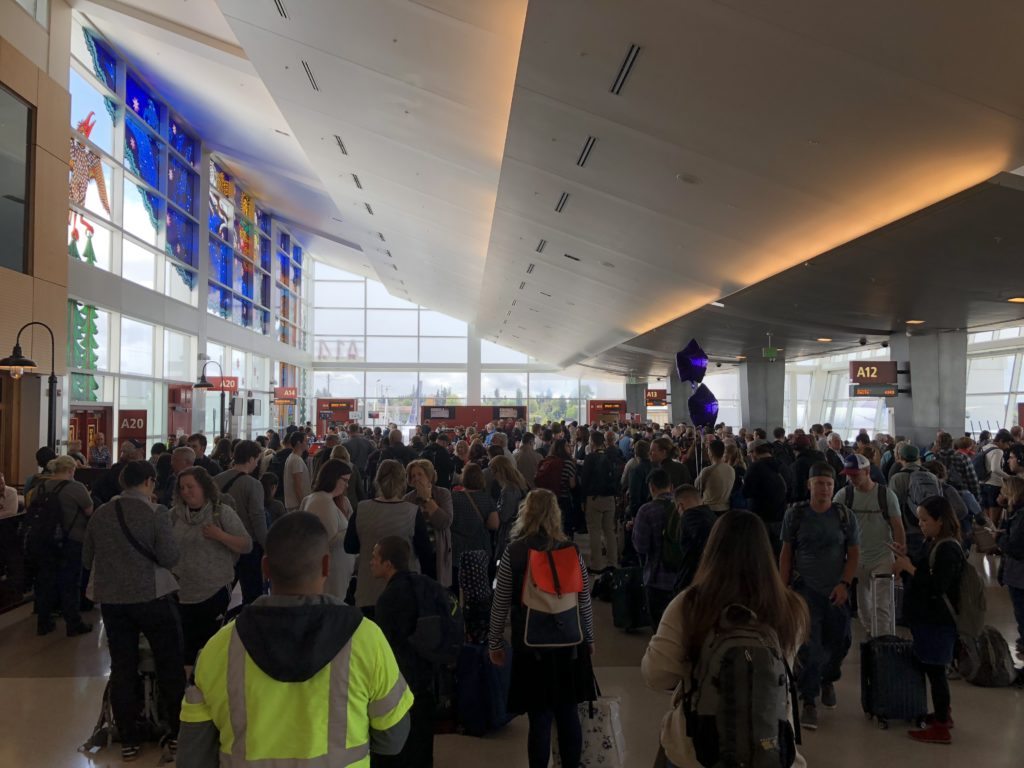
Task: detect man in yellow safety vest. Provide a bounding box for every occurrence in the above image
[177,511,412,767]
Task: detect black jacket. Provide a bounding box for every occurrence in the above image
[903,539,964,626]
[420,444,454,489]
[742,457,788,525]
[375,571,434,694]
[674,505,718,593]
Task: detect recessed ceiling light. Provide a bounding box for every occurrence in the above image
[709,301,725,308]
[736,355,746,360]
[1007,297,1024,303]
[906,319,925,325]
[676,172,700,185]
[816,337,832,342]
[274,129,290,136]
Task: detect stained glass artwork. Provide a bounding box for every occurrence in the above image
[259,237,271,272]
[209,190,236,246]
[256,207,271,234]
[126,74,161,131]
[279,231,290,253]
[210,160,235,197]
[278,253,290,287]
[233,255,253,297]
[260,274,270,307]
[209,238,232,286]
[168,156,196,215]
[292,265,302,294]
[207,282,232,320]
[292,244,302,265]
[239,219,254,259]
[259,309,271,336]
[70,70,115,152]
[123,180,160,246]
[71,150,112,222]
[237,298,253,329]
[168,117,196,165]
[124,115,161,188]
[166,206,196,267]
[83,30,116,91]
[239,192,255,221]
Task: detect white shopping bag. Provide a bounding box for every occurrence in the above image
[552,697,626,768]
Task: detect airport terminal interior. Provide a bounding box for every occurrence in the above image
[1,1,1024,766]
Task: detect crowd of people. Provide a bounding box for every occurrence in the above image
[10,416,1024,765]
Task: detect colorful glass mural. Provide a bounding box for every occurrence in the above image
[126,73,161,131]
[168,156,195,215]
[168,117,196,164]
[67,299,100,402]
[83,30,116,92]
[124,115,161,188]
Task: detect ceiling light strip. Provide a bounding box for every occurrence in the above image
[555,192,570,213]
[351,173,362,189]
[364,203,374,215]
[519,281,526,289]
[301,59,319,92]
[536,239,547,253]
[377,232,385,241]
[526,263,535,274]
[610,44,641,94]
[273,0,289,19]
[576,136,597,167]
[564,253,580,262]
[334,135,347,155]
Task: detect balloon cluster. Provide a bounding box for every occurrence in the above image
[675,338,719,429]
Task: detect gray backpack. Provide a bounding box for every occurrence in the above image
[957,626,1016,688]
[684,605,799,768]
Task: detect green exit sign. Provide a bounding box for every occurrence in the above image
[762,347,778,359]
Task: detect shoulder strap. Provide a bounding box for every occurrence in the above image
[115,500,158,563]
[844,484,853,507]
[222,472,243,493]
[462,490,485,522]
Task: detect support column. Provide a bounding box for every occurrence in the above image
[466,325,481,404]
[667,369,688,424]
[888,331,967,446]
[625,380,647,421]
[739,355,786,431]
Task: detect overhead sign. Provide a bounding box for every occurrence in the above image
[118,409,147,444]
[274,386,298,400]
[208,376,239,392]
[428,407,456,420]
[645,388,667,407]
[849,361,898,385]
[849,384,898,398]
[319,398,357,411]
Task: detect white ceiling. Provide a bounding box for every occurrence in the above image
[73,0,1024,371]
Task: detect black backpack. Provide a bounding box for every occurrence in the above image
[408,573,464,665]
[23,481,71,558]
[267,449,291,502]
[973,446,997,484]
[593,451,619,496]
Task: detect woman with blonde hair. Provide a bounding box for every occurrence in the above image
[643,510,809,767]
[344,459,433,617]
[489,455,529,561]
[329,443,367,511]
[488,490,594,768]
[404,458,454,587]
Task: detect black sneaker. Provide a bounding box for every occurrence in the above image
[160,733,177,758]
[66,622,93,637]
[801,702,819,731]
[36,622,55,636]
[121,744,141,762]
[820,682,838,709]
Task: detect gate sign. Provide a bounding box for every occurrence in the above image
[849,361,897,384]
[645,388,668,407]
[208,376,239,392]
[118,409,147,445]
[275,386,298,400]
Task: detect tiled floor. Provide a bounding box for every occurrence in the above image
[0,548,1020,767]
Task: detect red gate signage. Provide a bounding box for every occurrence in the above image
[275,386,298,400]
[118,409,147,444]
[208,376,239,392]
[645,388,667,407]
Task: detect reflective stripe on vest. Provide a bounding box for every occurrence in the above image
[225,629,370,766]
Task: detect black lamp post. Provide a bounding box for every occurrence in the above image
[194,360,226,438]
[0,321,59,452]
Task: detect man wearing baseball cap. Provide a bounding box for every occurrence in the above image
[835,453,904,637]
[780,462,861,730]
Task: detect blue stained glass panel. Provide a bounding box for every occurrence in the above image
[278,253,290,287]
[124,116,160,189]
[166,206,196,267]
[168,156,195,214]
[260,274,270,307]
[168,118,196,165]
[209,238,232,286]
[259,237,271,272]
[84,31,116,91]
[279,231,290,253]
[259,309,270,336]
[292,244,302,265]
[233,255,254,298]
[126,74,161,131]
[292,265,302,292]
[237,298,253,329]
[256,208,271,234]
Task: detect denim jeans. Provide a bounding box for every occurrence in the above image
[234,543,265,605]
[795,583,852,703]
[527,701,581,768]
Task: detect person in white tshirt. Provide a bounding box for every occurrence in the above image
[283,431,311,513]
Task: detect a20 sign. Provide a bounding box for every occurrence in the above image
[118,409,147,443]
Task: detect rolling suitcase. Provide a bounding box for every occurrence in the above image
[860,573,926,728]
[610,566,650,631]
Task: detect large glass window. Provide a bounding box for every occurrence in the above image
[482,372,528,403]
[163,329,193,381]
[419,337,467,364]
[316,282,365,308]
[0,84,31,274]
[482,340,528,364]
[120,318,154,376]
[313,371,364,398]
[420,311,467,336]
[367,280,416,309]
[366,337,418,363]
[367,310,418,335]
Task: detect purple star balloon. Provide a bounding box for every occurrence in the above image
[688,384,719,428]
[675,338,708,384]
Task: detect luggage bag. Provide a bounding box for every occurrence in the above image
[610,566,650,631]
[455,641,514,736]
[859,573,927,728]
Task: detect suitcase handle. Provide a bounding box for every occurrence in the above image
[871,573,897,637]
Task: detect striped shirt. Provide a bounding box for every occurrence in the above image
[488,539,594,650]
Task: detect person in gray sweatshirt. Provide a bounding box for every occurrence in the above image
[83,460,185,761]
